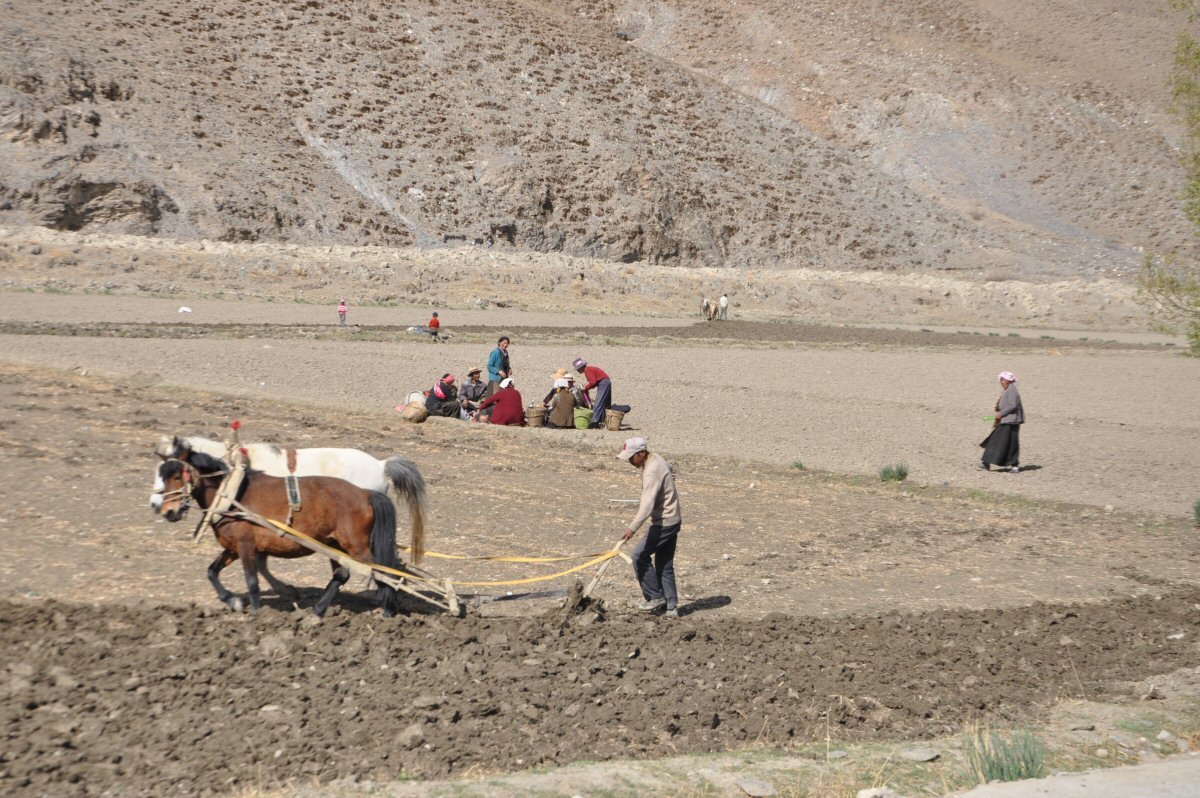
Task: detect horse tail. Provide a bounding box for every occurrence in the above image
[368,491,401,616]
[384,457,426,565]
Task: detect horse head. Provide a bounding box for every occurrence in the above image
[149,435,190,511]
[152,449,226,522]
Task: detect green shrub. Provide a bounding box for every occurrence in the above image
[879,463,909,482]
[963,724,1046,785]
[791,461,806,471]
[1007,332,1020,337]
[1193,497,1200,526]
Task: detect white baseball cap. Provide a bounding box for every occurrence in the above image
[617,437,648,460]
[500,377,514,389]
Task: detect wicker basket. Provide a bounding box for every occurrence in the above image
[398,401,429,423]
[603,409,625,431]
[525,405,546,427]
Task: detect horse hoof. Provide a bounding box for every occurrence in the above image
[227,596,244,612]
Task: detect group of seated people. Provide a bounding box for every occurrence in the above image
[422,359,626,429]
[425,368,525,425]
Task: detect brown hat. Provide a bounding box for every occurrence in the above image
[467,367,482,377]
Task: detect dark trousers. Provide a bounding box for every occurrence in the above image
[632,521,679,610]
[591,378,612,425]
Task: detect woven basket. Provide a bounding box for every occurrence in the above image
[399,401,429,423]
[525,405,546,427]
[604,409,625,431]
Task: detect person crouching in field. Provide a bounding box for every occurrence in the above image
[479,377,524,425]
[544,378,576,428]
[572,357,630,428]
[979,371,1024,473]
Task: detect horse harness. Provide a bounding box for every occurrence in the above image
[284,448,302,526]
[160,448,303,539]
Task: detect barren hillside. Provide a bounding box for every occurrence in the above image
[0,0,1192,278]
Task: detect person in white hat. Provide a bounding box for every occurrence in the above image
[979,371,1024,473]
[618,437,683,617]
[544,377,576,429]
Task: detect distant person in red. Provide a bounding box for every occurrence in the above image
[426,311,441,338]
[478,377,524,426]
[337,299,348,326]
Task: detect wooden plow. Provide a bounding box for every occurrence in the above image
[213,497,629,617]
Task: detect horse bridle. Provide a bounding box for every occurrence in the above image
[156,457,226,517]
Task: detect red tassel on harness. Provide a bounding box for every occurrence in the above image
[231,419,242,431]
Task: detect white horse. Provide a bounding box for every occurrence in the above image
[151,435,427,599]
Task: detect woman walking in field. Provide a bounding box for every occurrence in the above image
[979,371,1024,473]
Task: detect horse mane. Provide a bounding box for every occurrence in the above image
[181,436,227,458]
[188,450,227,475]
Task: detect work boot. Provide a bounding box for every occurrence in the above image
[663,608,679,618]
[637,598,666,612]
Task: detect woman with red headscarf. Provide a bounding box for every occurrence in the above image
[425,373,461,418]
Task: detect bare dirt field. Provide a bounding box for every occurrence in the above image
[1,293,1196,518]
[1,282,1198,797]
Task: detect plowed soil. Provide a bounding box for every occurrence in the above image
[4,590,1198,797]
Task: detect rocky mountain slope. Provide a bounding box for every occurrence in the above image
[0,0,1192,279]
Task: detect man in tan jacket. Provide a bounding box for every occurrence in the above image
[619,437,682,618]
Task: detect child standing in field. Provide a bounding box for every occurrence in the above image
[337,299,348,326]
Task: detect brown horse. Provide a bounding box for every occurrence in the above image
[155,449,408,617]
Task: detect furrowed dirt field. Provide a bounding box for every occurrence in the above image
[1,291,1199,796]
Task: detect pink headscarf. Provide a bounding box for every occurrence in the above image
[998,371,1017,383]
[433,374,456,400]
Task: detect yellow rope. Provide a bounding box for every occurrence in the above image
[395,546,617,563]
[256,516,620,588]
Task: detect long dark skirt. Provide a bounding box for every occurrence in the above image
[980,423,1020,467]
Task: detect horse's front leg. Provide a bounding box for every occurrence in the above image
[256,553,299,601]
[236,538,263,613]
[207,549,244,612]
[312,560,351,618]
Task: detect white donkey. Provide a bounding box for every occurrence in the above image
[152,435,427,600]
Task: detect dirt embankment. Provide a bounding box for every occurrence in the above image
[0,227,1157,332]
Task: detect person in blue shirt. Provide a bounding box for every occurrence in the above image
[485,336,511,398]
